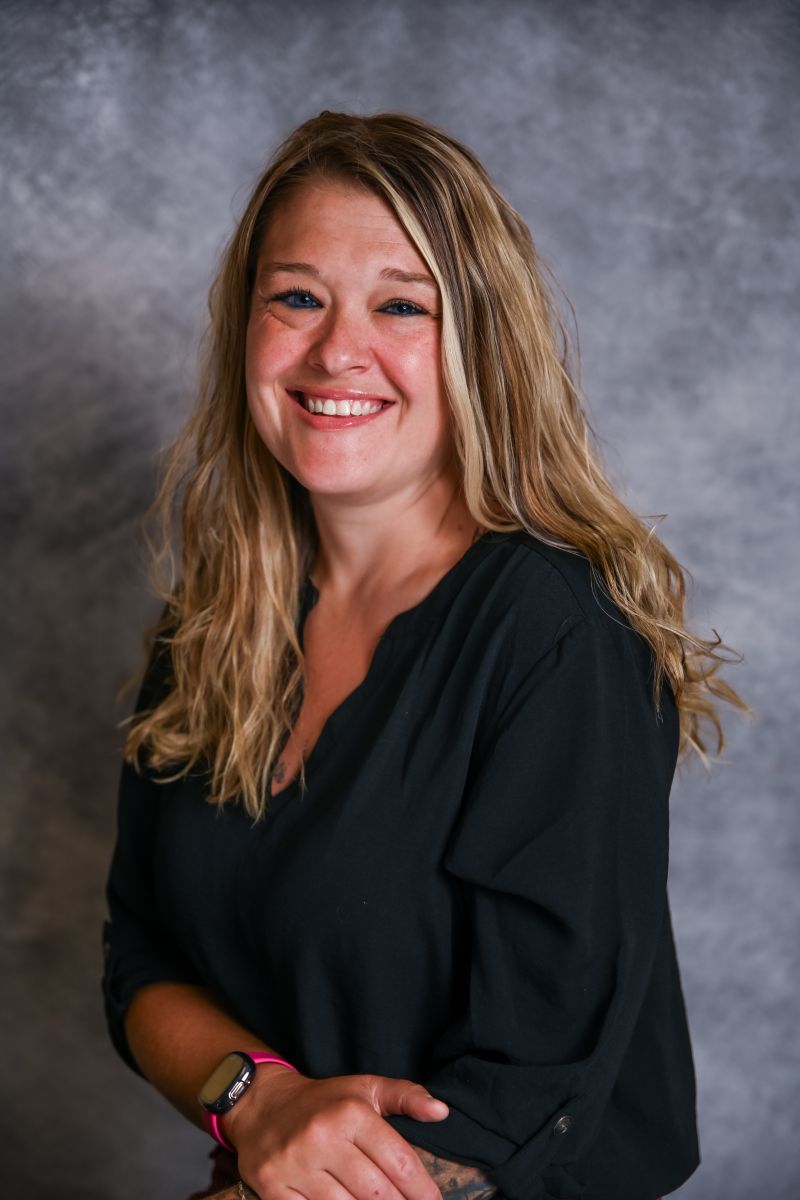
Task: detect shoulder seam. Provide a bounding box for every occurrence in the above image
[507,534,624,628]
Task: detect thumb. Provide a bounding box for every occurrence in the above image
[371,1076,450,1121]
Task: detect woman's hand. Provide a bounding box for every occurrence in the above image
[223,1064,451,1200]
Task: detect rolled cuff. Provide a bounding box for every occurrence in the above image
[101,919,203,1076]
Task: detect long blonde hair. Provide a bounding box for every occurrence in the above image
[123,109,752,821]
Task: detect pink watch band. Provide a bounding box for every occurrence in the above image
[202,1052,299,1151]
[204,1109,235,1153]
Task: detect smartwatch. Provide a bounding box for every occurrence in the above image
[198,1050,298,1150]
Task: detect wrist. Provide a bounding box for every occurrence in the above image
[198,1050,300,1150]
[222,1058,301,1149]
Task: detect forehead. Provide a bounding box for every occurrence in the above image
[257,178,425,264]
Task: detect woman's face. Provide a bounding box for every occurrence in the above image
[245,177,454,507]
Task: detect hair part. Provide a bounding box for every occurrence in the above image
[122,109,752,821]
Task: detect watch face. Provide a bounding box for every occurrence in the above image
[198,1052,250,1109]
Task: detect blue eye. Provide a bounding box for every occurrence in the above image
[266,286,429,314]
[383,298,427,316]
[270,288,319,308]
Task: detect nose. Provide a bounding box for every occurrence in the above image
[306,303,372,377]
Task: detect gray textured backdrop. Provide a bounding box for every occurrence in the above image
[2,1,798,1197]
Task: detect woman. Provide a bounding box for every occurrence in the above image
[102,110,749,1200]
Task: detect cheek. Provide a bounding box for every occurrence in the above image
[244,320,266,391]
[245,316,301,384]
[244,327,284,439]
[387,330,443,394]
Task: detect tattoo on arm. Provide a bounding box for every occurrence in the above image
[410,1145,500,1200]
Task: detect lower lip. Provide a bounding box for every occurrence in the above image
[288,391,394,430]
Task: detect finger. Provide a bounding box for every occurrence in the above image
[260,1161,376,1200]
[323,1145,414,1200]
[353,1124,443,1200]
[369,1078,449,1121]
[412,1094,449,1121]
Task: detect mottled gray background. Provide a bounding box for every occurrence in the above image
[2,0,797,1197]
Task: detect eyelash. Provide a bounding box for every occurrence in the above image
[266,287,428,316]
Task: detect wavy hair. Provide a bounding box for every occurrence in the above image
[122,109,752,821]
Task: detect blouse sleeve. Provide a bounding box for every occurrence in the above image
[384,612,680,1200]
[101,631,205,1077]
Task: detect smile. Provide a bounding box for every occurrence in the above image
[287,389,395,428]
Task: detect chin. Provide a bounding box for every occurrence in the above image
[302,475,384,500]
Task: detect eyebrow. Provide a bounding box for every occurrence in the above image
[258,260,438,290]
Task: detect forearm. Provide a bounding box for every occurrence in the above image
[125,983,499,1199]
[123,981,281,1131]
[411,1146,499,1199]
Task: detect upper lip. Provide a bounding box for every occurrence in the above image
[289,386,395,403]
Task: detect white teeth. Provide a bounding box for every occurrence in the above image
[302,394,384,417]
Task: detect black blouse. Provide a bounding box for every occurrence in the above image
[102,530,700,1200]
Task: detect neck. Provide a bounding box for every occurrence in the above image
[307,479,481,607]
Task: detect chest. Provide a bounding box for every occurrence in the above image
[154,594,499,980]
[270,603,386,796]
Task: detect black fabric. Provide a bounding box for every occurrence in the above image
[102,530,700,1200]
